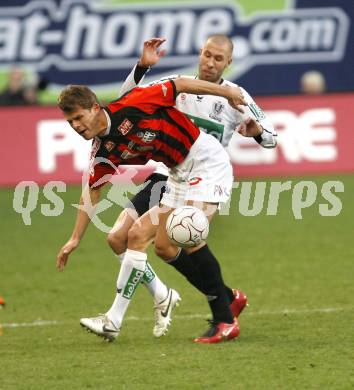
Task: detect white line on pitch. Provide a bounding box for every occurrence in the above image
[0,307,348,329]
[1,320,59,328]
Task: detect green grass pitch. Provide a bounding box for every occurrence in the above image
[1,175,354,389]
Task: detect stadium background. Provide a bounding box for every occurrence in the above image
[1,1,353,389]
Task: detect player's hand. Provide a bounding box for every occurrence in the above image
[56,238,79,271]
[138,38,167,68]
[237,117,263,137]
[227,87,246,113]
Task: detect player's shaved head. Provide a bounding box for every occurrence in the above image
[198,34,233,83]
[205,35,234,56]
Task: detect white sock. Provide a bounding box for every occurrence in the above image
[116,253,168,304]
[141,262,169,303]
[106,249,147,328]
[115,252,125,263]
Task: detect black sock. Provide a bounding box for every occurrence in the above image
[187,245,233,324]
[169,250,235,303]
[225,286,234,303]
[168,250,206,293]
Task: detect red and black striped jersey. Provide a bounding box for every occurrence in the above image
[89,80,200,188]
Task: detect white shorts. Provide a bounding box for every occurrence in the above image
[161,132,233,208]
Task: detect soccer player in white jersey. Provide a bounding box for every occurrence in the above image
[74,35,277,343]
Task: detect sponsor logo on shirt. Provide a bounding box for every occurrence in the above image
[209,101,225,122]
[118,118,133,135]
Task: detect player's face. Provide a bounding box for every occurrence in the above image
[198,41,232,83]
[65,104,101,140]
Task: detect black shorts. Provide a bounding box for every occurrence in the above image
[126,173,168,217]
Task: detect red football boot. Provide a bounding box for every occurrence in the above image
[230,289,248,318]
[194,319,240,344]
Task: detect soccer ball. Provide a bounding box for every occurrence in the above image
[166,206,209,248]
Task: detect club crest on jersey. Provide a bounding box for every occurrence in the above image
[118,118,133,135]
[138,130,156,143]
[209,101,224,122]
[104,140,115,152]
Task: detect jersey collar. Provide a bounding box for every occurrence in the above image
[195,75,224,85]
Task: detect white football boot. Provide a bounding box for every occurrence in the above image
[80,314,120,342]
[153,288,181,337]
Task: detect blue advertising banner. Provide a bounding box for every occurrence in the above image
[0,0,353,96]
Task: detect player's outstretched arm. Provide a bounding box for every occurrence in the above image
[138,38,166,68]
[56,186,101,271]
[174,78,246,112]
[120,38,166,96]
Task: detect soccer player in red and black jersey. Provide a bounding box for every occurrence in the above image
[57,77,246,343]
[84,80,200,176]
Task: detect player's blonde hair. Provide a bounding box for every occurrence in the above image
[58,85,98,113]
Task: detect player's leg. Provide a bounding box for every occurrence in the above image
[106,174,174,327]
[156,199,246,320]
[107,207,138,256]
[155,132,241,342]
[108,205,169,302]
[106,207,173,330]
[155,203,240,343]
[155,202,217,294]
[126,206,168,302]
[125,174,181,336]
[81,174,175,340]
[104,203,181,336]
[81,220,153,340]
[155,203,233,323]
[125,173,172,303]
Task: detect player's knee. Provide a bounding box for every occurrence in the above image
[126,222,144,247]
[107,230,127,255]
[154,243,169,261]
[154,242,176,262]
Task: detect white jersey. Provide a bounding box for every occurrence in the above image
[121,65,277,176]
